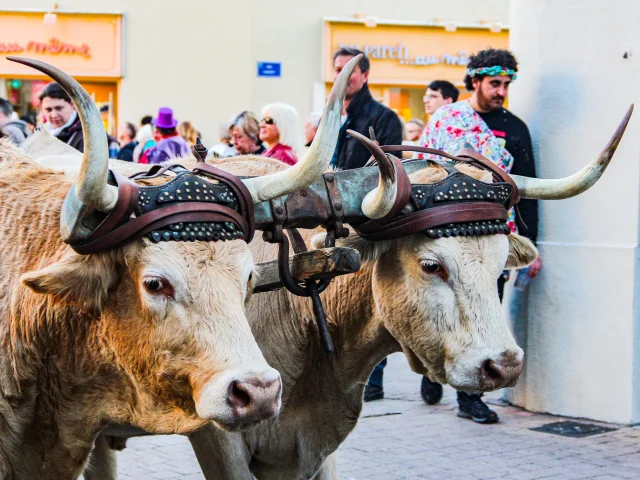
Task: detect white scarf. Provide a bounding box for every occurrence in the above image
[46,110,78,137]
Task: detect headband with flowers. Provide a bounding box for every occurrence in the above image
[466,65,518,80]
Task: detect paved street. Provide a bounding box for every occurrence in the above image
[118,354,640,479]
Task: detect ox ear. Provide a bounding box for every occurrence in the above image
[21,251,119,309]
[310,232,394,264]
[506,234,538,269]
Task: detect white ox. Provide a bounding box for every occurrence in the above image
[84,103,631,479]
[0,54,358,479]
[186,115,630,478]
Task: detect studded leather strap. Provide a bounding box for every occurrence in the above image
[70,164,256,255]
[352,146,518,241]
[356,202,508,241]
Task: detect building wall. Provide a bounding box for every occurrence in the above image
[509,0,640,424]
[2,0,509,142]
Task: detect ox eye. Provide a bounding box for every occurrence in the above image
[421,260,442,274]
[143,277,173,297]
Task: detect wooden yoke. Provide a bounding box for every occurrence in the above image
[253,247,361,294]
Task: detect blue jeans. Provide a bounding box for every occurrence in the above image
[368,357,387,389]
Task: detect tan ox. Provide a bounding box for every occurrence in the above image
[0,54,358,479]
[183,111,630,480]
[87,106,631,479]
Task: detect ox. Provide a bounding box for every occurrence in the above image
[88,104,631,479]
[0,54,358,480]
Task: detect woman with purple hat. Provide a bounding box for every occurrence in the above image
[143,107,191,164]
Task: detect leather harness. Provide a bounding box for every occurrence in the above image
[70,157,255,255]
[352,145,520,241]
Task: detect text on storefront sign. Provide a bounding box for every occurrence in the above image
[338,43,469,67]
[0,38,91,59]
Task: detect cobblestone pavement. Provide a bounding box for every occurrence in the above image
[118,354,640,479]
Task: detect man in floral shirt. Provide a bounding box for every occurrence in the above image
[416,48,541,424]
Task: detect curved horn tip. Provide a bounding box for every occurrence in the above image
[241,53,362,203]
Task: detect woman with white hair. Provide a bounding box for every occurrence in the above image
[259,102,302,166]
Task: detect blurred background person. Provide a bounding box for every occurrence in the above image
[424,80,459,115]
[178,120,201,147]
[304,112,322,147]
[116,122,138,162]
[230,111,265,155]
[331,47,403,170]
[400,118,425,158]
[142,107,190,164]
[259,103,301,165]
[39,83,84,152]
[20,114,37,134]
[209,121,236,158]
[404,118,424,146]
[133,115,155,163]
[0,98,30,145]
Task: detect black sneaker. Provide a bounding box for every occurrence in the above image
[420,377,443,405]
[456,392,499,424]
[364,384,384,402]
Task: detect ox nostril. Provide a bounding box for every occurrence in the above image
[228,381,252,409]
[482,360,505,381]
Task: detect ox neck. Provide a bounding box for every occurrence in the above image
[248,235,401,395]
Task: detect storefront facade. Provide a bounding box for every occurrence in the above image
[0,11,122,134]
[323,19,509,121]
[1,0,510,143]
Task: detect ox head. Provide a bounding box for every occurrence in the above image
[10,55,360,431]
[315,109,632,393]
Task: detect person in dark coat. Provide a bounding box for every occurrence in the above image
[0,98,30,145]
[116,122,138,162]
[330,48,404,403]
[39,82,85,152]
[331,47,403,170]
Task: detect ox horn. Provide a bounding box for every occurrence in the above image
[347,130,398,219]
[241,55,362,203]
[7,57,117,242]
[512,105,633,199]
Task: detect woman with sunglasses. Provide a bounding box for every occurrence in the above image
[259,103,302,166]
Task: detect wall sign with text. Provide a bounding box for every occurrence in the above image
[0,12,122,77]
[324,21,508,86]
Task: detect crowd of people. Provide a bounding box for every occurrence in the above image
[0,46,539,426]
[0,83,317,169]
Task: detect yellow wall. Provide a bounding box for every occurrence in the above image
[324,21,509,87]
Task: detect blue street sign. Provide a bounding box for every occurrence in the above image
[257,62,281,78]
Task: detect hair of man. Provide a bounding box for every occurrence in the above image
[0,98,14,118]
[332,46,370,73]
[124,122,137,140]
[427,80,460,102]
[463,48,518,91]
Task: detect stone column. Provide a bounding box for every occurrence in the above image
[508,0,640,424]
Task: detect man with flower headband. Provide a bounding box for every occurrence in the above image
[415,48,540,424]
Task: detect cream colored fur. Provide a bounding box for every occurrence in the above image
[0,141,280,479]
[87,156,538,479]
[140,159,536,479]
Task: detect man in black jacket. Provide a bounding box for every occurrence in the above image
[331,48,403,402]
[331,48,403,170]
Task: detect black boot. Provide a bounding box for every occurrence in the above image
[456,391,499,424]
[420,377,443,405]
[364,384,384,402]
